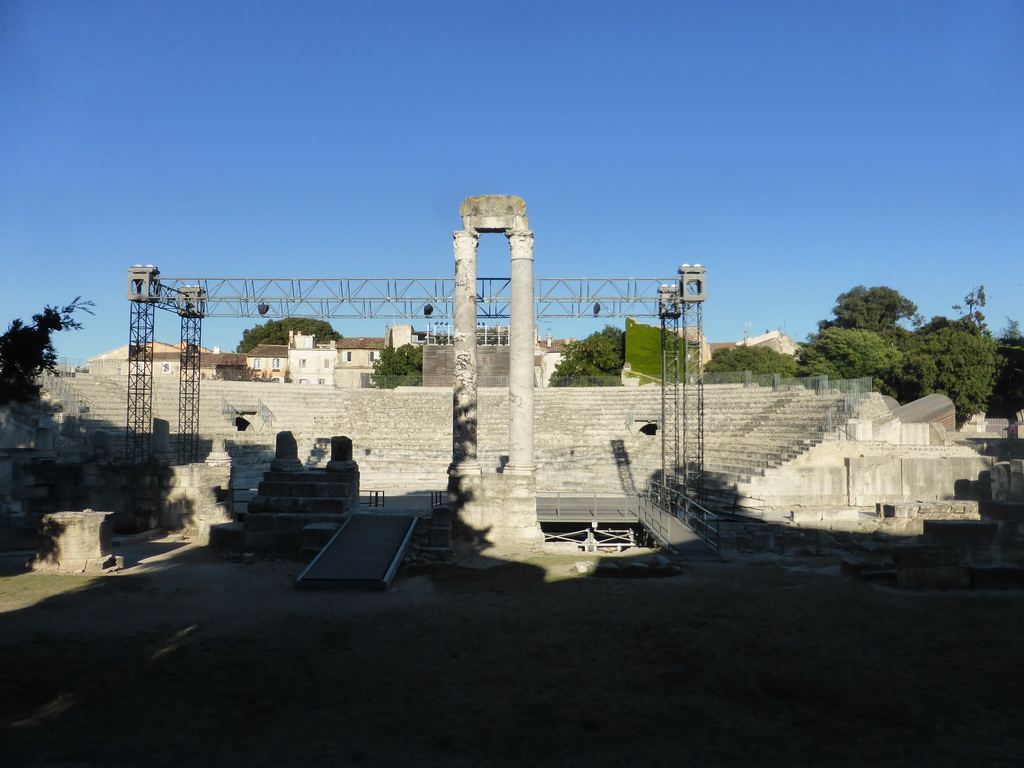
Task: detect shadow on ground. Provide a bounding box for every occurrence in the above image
[1,532,1022,768]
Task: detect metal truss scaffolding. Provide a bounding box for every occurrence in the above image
[176,287,205,464]
[680,289,705,502]
[154,276,677,319]
[127,268,679,465]
[126,267,160,464]
[658,284,682,500]
[126,266,206,465]
[658,266,706,510]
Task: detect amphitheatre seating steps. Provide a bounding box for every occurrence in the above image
[51,376,859,494]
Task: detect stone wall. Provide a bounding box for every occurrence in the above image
[741,440,994,509]
[0,454,231,549]
[423,345,510,384]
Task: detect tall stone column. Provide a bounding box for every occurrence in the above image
[450,229,481,477]
[505,230,536,475]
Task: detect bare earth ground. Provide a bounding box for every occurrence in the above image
[1,538,1023,768]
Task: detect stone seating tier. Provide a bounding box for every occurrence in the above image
[54,375,860,494]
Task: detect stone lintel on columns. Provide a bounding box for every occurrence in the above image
[460,195,529,233]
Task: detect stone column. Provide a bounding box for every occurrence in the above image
[450,229,481,477]
[505,230,536,475]
[270,430,303,472]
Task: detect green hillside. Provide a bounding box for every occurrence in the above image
[624,318,664,383]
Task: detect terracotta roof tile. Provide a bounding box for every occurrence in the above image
[336,337,386,350]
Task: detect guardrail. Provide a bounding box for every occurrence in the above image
[639,481,720,551]
[257,399,275,430]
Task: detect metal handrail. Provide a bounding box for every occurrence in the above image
[643,480,721,550]
[257,398,275,430]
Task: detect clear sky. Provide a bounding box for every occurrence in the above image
[2,0,1021,362]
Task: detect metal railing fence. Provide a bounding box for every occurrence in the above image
[641,480,721,550]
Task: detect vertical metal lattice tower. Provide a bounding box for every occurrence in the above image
[176,286,205,465]
[659,265,707,506]
[126,266,161,464]
[679,266,706,503]
[658,283,682,502]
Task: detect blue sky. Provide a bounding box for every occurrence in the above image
[2,0,1021,361]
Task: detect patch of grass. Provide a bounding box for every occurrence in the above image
[625,317,667,379]
[0,573,102,612]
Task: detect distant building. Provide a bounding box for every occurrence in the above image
[246,345,289,382]
[711,329,798,357]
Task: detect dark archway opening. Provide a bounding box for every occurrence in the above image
[639,423,658,436]
[235,416,252,432]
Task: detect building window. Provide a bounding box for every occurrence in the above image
[299,359,307,368]
[323,358,332,369]
[317,379,325,385]
[272,358,281,369]
[161,362,172,374]
[253,358,263,368]
[344,351,352,363]
[369,351,378,362]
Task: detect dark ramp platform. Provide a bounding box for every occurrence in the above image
[295,514,418,591]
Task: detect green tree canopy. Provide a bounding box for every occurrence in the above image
[989,320,1024,419]
[236,318,341,353]
[705,345,799,377]
[551,325,624,383]
[371,344,423,388]
[0,298,93,407]
[887,317,999,427]
[799,327,901,385]
[817,285,920,335]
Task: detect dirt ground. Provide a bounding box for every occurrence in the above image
[1,537,1023,768]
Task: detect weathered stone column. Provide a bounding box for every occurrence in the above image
[505,230,536,475]
[450,229,481,477]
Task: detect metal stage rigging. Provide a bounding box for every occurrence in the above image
[124,265,704,526]
[152,275,678,320]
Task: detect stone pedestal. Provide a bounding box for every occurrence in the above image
[205,437,233,468]
[152,419,172,463]
[449,473,542,546]
[325,435,360,508]
[33,509,121,573]
[34,427,57,461]
[270,430,303,472]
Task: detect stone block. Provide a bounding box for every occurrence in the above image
[893,545,958,568]
[271,530,302,550]
[301,523,340,552]
[923,520,1000,565]
[84,554,124,573]
[970,564,1024,590]
[34,510,115,572]
[245,513,275,533]
[897,564,970,590]
[1010,460,1024,501]
[209,522,244,549]
[243,531,271,549]
[273,513,302,532]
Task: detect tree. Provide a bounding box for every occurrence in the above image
[887,317,999,427]
[236,318,341,353]
[799,327,901,386]
[988,318,1024,419]
[371,344,423,388]
[0,298,93,407]
[550,325,624,384]
[705,345,798,377]
[817,285,921,335]
[952,285,988,334]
